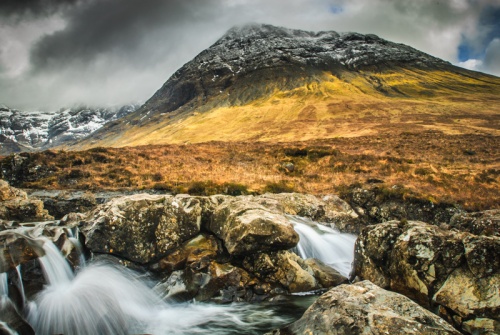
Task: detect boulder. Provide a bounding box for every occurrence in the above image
[189,261,256,302]
[0,199,53,222]
[433,268,500,327]
[208,197,299,255]
[151,234,222,274]
[243,250,347,293]
[259,193,359,233]
[0,180,27,201]
[84,194,202,264]
[267,281,460,335]
[449,209,499,236]
[354,220,500,333]
[40,191,97,219]
[152,233,267,302]
[342,186,463,230]
[0,179,53,222]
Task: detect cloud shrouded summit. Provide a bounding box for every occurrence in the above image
[0,0,499,110]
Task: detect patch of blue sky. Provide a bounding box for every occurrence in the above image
[458,5,500,62]
[329,5,343,14]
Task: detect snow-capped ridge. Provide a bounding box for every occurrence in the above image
[0,104,140,154]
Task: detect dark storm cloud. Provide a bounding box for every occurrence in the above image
[0,0,82,20]
[30,0,220,71]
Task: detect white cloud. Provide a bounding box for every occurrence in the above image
[457,39,500,76]
[457,58,484,71]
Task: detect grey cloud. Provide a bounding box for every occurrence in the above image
[1,0,499,110]
[30,0,218,71]
[483,38,500,75]
[0,0,82,20]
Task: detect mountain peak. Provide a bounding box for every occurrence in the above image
[72,24,499,148]
[220,23,317,40]
[136,24,449,116]
[196,23,448,78]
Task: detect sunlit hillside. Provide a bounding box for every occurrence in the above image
[71,67,500,148]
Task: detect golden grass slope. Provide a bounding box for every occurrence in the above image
[74,67,500,148]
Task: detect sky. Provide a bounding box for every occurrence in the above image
[0,0,499,110]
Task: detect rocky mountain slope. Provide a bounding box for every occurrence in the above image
[0,104,138,155]
[73,23,500,148]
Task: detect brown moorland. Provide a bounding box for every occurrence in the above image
[2,130,498,211]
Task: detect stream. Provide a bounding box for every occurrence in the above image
[0,217,356,335]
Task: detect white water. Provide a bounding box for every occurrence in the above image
[289,216,357,277]
[15,265,26,307]
[38,238,74,285]
[0,217,357,334]
[25,238,291,335]
[0,272,7,297]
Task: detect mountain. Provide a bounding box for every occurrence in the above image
[0,104,139,155]
[73,23,500,148]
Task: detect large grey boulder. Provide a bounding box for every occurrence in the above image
[84,194,202,264]
[208,197,299,256]
[267,280,460,335]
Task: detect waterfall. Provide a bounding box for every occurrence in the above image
[38,238,74,285]
[288,216,357,277]
[15,265,26,307]
[2,222,322,335]
[27,253,290,335]
[0,272,7,297]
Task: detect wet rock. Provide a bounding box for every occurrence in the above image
[303,258,348,288]
[0,221,82,273]
[243,250,345,293]
[84,194,202,264]
[0,232,45,273]
[156,260,259,303]
[208,197,299,255]
[0,297,35,335]
[151,234,221,274]
[191,261,255,302]
[354,220,500,333]
[267,281,460,335]
[153,233,262,302]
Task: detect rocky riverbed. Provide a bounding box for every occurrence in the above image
[0,179,498,334]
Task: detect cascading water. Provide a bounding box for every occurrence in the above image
[1,216,357,335]
[0,225,293,335]
[27,252,293,335]
[288,215,357,277]
[0,272,7,297]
